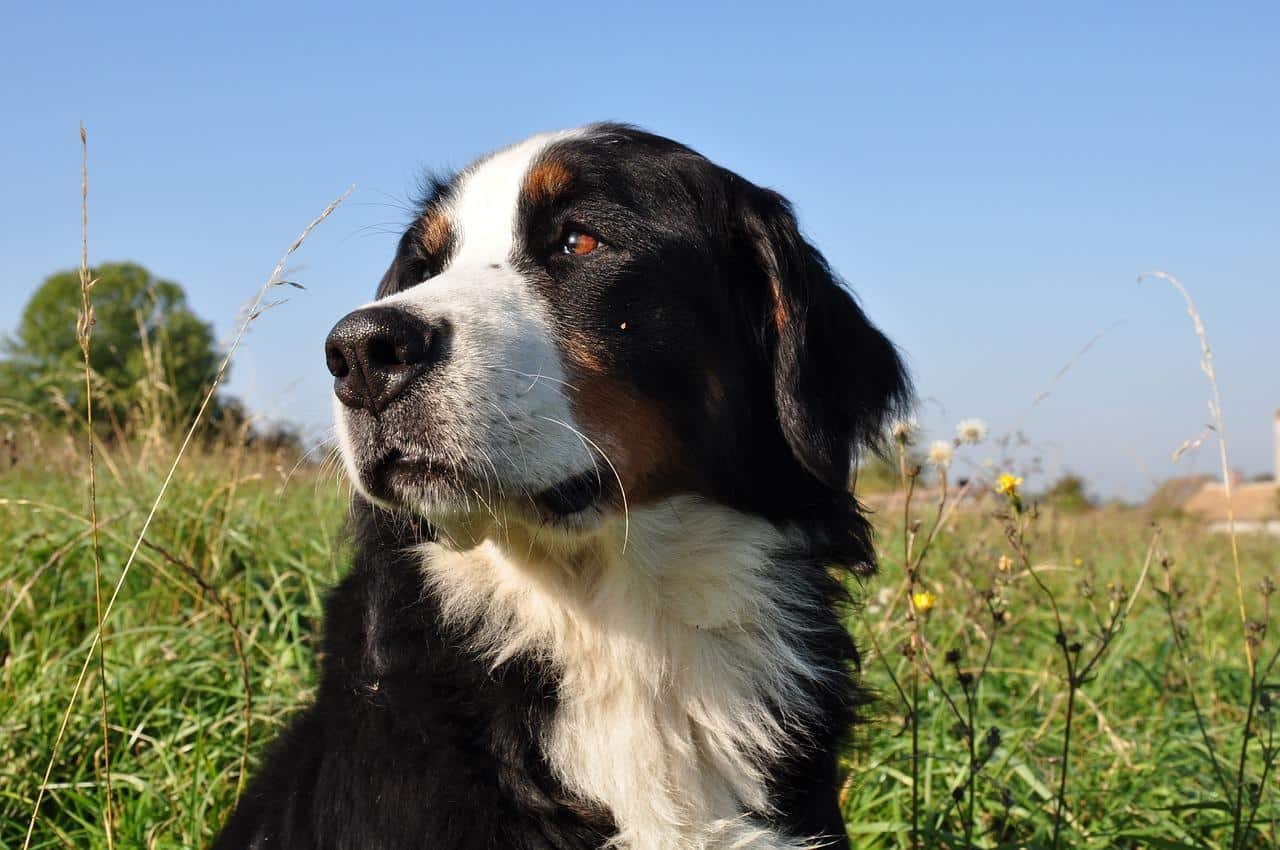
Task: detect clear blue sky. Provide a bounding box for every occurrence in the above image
[2,1,1276,499]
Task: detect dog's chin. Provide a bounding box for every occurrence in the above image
[359,450,469,508]
[357,451,615,543]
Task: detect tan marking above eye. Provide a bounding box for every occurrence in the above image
[563,231,599,256]
[523,160,573,204]
[419,212,452,256]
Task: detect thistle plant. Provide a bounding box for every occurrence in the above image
[999,475,1149,850]
[868,417,1013,848]
[861,415,1160,849]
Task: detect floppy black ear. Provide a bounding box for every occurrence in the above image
[743,189,911,490]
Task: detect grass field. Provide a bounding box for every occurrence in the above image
[2,430,1277,849]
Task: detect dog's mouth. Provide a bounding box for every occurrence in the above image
[364,449,609,522]
[533,469,607,517]
[364,449,468,500]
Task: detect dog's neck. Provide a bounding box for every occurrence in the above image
[419,495,831,850]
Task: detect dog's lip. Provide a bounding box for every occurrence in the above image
[365,450,608,519]
[533,469,607,517]
[365,449,465,494]
[379,451,457,478]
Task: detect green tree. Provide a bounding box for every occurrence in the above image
[1042,472,1094,514]
[2,262,223,430]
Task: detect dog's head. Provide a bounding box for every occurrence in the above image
[327,124,909,565]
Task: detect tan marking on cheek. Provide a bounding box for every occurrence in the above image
[565,374,684,503]
[522,159,573,205]
[419,212,452,256]
[561,331,608,375]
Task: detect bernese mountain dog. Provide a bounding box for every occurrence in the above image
[214,123,909,850]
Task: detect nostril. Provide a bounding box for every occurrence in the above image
[325,343,350,379]
[367,336,399,369]
[368,330,430,368]
[395,334,429,366]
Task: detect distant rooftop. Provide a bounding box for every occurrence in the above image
[1182,481,1279,523]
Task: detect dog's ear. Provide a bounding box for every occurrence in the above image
[742,188,911,490]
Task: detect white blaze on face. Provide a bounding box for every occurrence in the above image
[332,130,596,516]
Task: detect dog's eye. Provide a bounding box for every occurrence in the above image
[562,231,599,256]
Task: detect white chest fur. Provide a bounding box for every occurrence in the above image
[421,497,831,850]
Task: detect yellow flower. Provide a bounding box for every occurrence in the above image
[997,555,1014,573]
[912,590,938,613]
[995,474,1023,496]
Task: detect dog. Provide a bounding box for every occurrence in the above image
[213,123,909,850]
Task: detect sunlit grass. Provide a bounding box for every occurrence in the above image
[1,446,345,849]
[2,437,1276,848]
[843,501,1279,848]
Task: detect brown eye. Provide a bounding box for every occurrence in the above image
[562,230,599,256]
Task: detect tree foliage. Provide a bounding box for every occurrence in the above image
[1042,472,1094,514]
[2,262,223,430]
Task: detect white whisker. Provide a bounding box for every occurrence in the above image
[537,415,630,552]
[493,365,581,395]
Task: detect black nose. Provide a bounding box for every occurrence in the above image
[324,307,438,412]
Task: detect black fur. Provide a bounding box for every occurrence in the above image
[215,124,910,849]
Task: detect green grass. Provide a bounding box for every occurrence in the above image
[1,444,345,849]
[2,443,1277,848]
[842,502,1280,848]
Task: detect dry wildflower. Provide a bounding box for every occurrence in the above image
[891,418,918,446]
[956,418,988,445]
[997,554,1014,573]
[866,586,894,615]
[995,474,1023,496]
[912,590,938,614]
[928,440,954,469]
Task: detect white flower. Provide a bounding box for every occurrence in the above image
[956,418,988,445]
[928,440,954,469]
[866,586,894,615]
[890,418,918,446]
